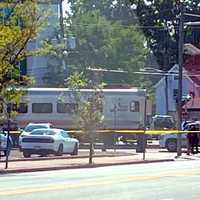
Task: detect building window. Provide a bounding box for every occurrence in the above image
[57,103,77,113]
[174,75,178,80]
[173,89,178,100]
[32,103,52,113]
[130,101,140,112]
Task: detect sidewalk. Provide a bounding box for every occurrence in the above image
[0,150,175,174]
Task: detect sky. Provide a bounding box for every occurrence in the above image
[63,0,70,16]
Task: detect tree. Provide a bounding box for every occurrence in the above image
[66,72,104,164]
[0,0,47,120]
[68,0,138,25]
[129,0,200,70]
[65,10,148,86]
[68,0,200,71]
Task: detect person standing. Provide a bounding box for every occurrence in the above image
[187,124,199,154]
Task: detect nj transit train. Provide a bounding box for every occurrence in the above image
[11,88,148,130]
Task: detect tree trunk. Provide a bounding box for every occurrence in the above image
[89,142,94,164]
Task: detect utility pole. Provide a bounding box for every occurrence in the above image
[165,75,168,114]
[5,104,11,169]
[177,3,184,157]
[59,0,64,39]
[163,29,169,114]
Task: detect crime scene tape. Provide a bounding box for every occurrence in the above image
[67,130,200,134]
[7,130,200,135]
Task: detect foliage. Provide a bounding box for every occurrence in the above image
[67,0,200,72]
[66,72,104,163]
[65,9,148,86]
[66,72,104,136]
[129,0,200,70]
[0,0,47,120]
[68,0,138,24]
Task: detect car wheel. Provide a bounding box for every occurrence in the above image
[3,150,7,156]
[40,153,47,157]
[23,151,31,158]
[71,143,78,155]
[55,144,63,156]
[166,139,177,152]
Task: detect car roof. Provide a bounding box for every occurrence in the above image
[31,128,64,132]
[27,123,51,126]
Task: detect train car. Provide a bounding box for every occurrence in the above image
[13,88,147,131]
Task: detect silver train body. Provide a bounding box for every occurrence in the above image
[15,88,147,130]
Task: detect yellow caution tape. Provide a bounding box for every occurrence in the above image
[68,129,200,134]
[5,129,200,135]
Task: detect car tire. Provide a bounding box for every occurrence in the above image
[23,151,31,158]
[55,144,63,156]
[71,143,78,155]
[3,150,7,156]
[166,139,177,152]
[40,153,47,157]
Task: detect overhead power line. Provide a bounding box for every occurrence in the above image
[87,67,200,77]
[69,23,177,30]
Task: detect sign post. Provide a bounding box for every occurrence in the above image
[5,103,11,169]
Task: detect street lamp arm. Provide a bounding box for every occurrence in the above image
[184,21,200,26]
[184,13,200,19]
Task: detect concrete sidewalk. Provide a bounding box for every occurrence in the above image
[0,150,176,174]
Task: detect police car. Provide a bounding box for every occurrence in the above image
[159,121,200,152]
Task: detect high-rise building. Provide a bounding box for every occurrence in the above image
[26,0,61,86]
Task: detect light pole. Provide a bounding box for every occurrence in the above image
[59,0,64,39]
[177,3,184,157]
[5,103,11,169]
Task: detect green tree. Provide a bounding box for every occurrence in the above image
[66,72,104,164]
[65,10,148,86]
[129,0,200,70]
[68,0,200,71]
[68,0,138,25]
[0,0,47,120]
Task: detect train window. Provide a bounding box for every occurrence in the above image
[57,103,77,113]
[18,103,28,113]
[32,103,53,113]
[130,101,139,112]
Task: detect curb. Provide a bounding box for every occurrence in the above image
[0,153,136,163]
[0,159,174,174]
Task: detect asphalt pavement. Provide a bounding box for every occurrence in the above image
[1,161,200,200]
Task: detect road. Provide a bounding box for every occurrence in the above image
[1,160,200,200]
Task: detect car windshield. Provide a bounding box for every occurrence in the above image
[24,125,49,132]
[153,116,175,129]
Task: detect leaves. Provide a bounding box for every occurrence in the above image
[66,72,104,142]
[66,9,148,85]
[0,0,46,120]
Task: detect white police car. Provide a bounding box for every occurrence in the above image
[159,121,200,152]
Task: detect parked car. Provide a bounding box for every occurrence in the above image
[19,123,53,147]
[159,121,200,152]
[0,132,13,156]
[20,128,79,158]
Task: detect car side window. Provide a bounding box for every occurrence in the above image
[61,131,70,138]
